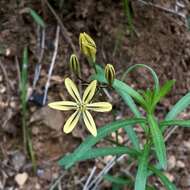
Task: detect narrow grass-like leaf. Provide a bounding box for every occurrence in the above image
[27,133,36,172]
[122,0,134,34]
[73,147,140,162]
[135,143,150,190]
[21,47,29,95]
[153,80,175,106]
[58,118,146,168]
[121,64,160,94]
[29,8,46,28]
[124,125,140,149]
[160,119,190,131]
[147,114,167,169]
[104,174,132,185]
[149,166,177,190]
[21,47,29,148]
[165,92,190,121]
[146,186,157,190]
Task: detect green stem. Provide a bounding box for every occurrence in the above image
[22,104,27,151]
[88,57,97,74]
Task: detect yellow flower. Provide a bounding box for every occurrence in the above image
[48,78,112,136]
[79,32,96,62]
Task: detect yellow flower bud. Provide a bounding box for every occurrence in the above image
[105,64,115,86]
[69,54,80,76]
[79,32,96,62]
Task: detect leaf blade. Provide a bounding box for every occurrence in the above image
[135,143,150,190]
[58,118,146,168]
[149,166,177,190]
[29,8,46,28]
[148,114,167,169]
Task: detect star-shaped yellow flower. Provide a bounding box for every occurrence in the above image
[48,78,112,136]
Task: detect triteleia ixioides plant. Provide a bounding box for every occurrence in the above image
[50,32,188,190]
[48,78,112,136]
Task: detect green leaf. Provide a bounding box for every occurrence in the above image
[104,174,132,186]
[58,118,146,169]
[124,125,140,150]
[165,92,190,121]
[21,47,29,105]
[146,185,157,190]
[160,119,190,131]
[29,8,46,28]
[147,114,167,169]
[149,166,177,190]
[121,64,160,94]
[142,89,154,108]
[73,147,140,162]
[153,80,175,106]
[122,0,134,34]
[135,143,150,190]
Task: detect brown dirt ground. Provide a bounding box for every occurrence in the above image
[0,0,190,189]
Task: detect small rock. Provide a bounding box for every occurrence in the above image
[35,183,41,189]
[183,140,190,150]
[103,155,113,163]
[176,160,185,168]
[11,151,26,171]
[168,155,176,170]
[32,126,40,135]
[0,84,6,93]
[30,106,64,130]
[14,172,28,187]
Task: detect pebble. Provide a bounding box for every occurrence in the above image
[176,160,185,168]
[14,172,28,187]
[168,155,176,170]
[11,151,26,171]
[183,140,190,150]
[0,84,6,93]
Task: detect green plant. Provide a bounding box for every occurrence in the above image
[122,0,134,34]
[20,47,36,172]
[49,33,190,189]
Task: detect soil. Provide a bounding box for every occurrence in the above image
[0,0,190,189]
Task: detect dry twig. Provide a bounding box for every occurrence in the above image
[43,25,60,105]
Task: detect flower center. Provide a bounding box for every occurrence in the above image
[79,102,87,112]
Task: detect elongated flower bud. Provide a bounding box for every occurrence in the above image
[105,64,115,86]
[79,32,96,63]
[69,54,80,76]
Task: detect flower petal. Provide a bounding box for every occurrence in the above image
[82,80,97,103]
[63,110,81,134]
[83,110,97,136]
[65,78,81,102]
[87,102,112,112]
[48,101,78,111]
